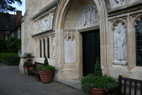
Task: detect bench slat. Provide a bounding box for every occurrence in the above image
[129,81,132,95]
[119,75,122,94]
[134,82,137,95]
[140,83,142,95]
[124,80,127,95]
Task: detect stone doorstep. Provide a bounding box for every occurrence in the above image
[55,79,81,90]
[55,80,88,95]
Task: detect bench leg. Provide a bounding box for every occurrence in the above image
[38,75,41,81]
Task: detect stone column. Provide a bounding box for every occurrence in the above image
[45,37,48,58]
[41,38,44,58]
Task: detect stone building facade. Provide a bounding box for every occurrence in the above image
[20,0,142,80]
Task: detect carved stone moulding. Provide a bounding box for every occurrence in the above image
[76,5,99,30]
[63,30,75,41]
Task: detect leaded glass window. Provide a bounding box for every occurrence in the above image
[43,39,46,57]
[47,38,50,58]
[136,18,142,66]
[40,40,42,57]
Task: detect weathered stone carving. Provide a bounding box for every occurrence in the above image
[76,5,99,29]
[113,21,127,65]
[35,12,54,33]
[52,36,56,58]
[64,30,76,64]
[112,0,125,7]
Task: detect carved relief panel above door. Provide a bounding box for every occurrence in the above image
[76,5,99,30]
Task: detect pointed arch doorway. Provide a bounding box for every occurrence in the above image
[55,0,107,80]
[76,4,101,76]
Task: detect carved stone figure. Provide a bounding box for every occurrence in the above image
[52,36,56,58]
[76,5,99,29]
[36,12,54,32]
[112,0,125,7]
[113,21,127,65]
[44,16,50,28]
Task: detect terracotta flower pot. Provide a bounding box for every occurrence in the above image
[38,71,53,83]
[90,88,105,95]
[28,67,34,70]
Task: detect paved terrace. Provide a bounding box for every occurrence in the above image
[0,63,82,95]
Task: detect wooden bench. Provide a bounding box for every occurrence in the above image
[26,62,44,80]
[118,75,142,95]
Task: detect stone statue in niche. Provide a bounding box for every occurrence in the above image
[112,0,125,7]
[113,21,127,65]
[76,5,99,29]
[52,36,56,58]
[64,31,76,63]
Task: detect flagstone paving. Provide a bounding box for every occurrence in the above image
[0,63,82,95]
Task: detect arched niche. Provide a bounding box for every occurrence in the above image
[112,20,128,65]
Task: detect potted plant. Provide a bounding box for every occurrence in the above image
[23,53,34,74]
[24,53,33,67]
[37,58,55,83]
[81,74,118,95]
[81,59,118,95]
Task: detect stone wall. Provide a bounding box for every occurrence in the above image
[20,0,142,80]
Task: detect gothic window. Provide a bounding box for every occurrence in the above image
[40,40,42,57]
[37,35,53,58]
[43,39,46,57]
[135,17,142,66]
[47,38,50,58]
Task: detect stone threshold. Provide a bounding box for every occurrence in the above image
[55,79,81,90]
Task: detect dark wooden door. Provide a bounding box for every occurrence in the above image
[82,30,100,76]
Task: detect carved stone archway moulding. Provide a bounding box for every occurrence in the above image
[55,0,108,78]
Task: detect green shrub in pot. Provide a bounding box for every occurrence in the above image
[81,74,118,94]
[36,58,55,83]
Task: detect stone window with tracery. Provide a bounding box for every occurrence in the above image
[135,16,142,66]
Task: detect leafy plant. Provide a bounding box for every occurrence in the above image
[81,74,118,94]
[6,38,21,53]
[0,38,21,53]
[94,59,102,76]
[24,53,33,62]
[5,54,20,65]
[0,53,20,65]
[0,40,6,53]
[37,65,55,72]
[37,58,55,72]
[44,57,49,66]
[26,53,32,58]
